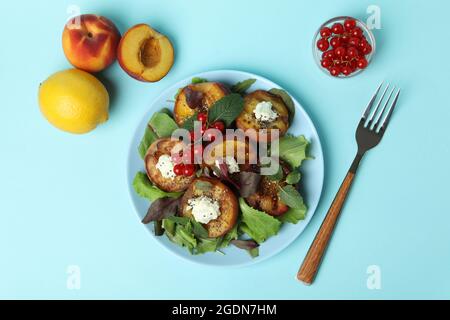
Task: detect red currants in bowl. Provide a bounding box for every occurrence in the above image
[314,16,376,78]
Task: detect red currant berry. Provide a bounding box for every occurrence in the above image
[334,46,346,57]
[357,57,368,69]
[322,50,335,60]
[341,66,353,76]
[330,37,341,48]
[316,38,329,52]
[211,121,225,132]
[347,46,359,58]
[344,18,357,31]
[333,59,343,67]
[205,131,217,142]
[173,163,185,176]
[331,23,344,34]
[341,33,350,43]
[361,43,372,55]
[197,112,207,123]
[351,27,363,38]
[329,66,341,77]
[321,58,333,69]
[358,40,368,49]
[320,27,332,38]
[183,164,195,176]
[348,37,360,47]
[200,123,207,135]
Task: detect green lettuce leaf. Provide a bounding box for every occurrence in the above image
[138,125,158,159]
[191,77,208,84]
[278,203,307,224]
[239,198,281,244]
[196,238,221,254]
[149,112,178,138]
[279,135,309,169]
[132,172,182,201]
[219,224,239,248]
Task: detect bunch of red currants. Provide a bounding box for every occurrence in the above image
[172,112,226,177]
[316,18,372,77]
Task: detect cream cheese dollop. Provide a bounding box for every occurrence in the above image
[155,154,176,179]
[187,196,221,224]
[253,101,278,122]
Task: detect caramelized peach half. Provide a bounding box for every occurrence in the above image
[203,138,257,168]
[180,177,238,238]
[145,138,194,192]
[118,24,174,82]
[174,82,229,126]
[236,90,290,142]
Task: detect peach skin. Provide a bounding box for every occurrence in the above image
[62,14,121,72]
[117,24,174,82]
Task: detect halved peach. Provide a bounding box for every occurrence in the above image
[203,137,257,168]
[174,82,229,126]
[117,24,174,82]
[145,138,194,192]
[245,162,292,216]
[180,177,238,238]
[236,90,290,142]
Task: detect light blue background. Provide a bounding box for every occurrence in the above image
[1,0,449,299]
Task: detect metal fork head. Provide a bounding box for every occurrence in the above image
[356,82,400,153]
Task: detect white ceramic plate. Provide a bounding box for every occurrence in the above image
[127,70,324,267]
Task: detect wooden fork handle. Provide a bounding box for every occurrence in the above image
[297,171,355,285]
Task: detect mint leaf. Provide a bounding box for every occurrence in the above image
[133,172,182,201]
[231,78,256,95]
[181,112,198,131]
[239,198,281,243]
[286,171,301,184]
[207,93,244,126]
[279,135,309,169]
[149,112,178,138]
[278,185,304,209]
[192,77,208,84]
[269,88,295,123]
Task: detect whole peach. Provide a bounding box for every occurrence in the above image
[62,14,121,72]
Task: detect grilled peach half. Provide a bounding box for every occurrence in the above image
[180,177,238,238]
[236,90,289,142]
[145,138,194,192]
[203,137,257,170]
[245,162,292,216]
[174,82,229,126]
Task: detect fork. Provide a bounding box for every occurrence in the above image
[297,83,401,285]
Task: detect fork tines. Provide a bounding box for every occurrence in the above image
[362,82,401,133]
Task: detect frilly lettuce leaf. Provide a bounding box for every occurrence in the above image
[132,172,182,202]
[239,198,281,244]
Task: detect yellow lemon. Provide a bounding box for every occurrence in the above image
[38,69,109,134]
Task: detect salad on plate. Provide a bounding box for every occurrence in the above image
[132,77,310,258]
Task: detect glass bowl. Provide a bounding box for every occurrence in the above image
[312,16,376,78]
